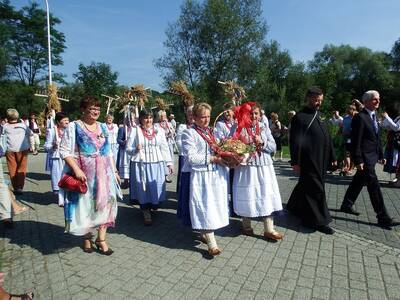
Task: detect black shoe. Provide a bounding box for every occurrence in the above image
[95,239,114,256]
[377,218,400,230]
[13,190,23,195]
[316,225,335,235]
[3,219,14,229]
[340,205,360,216]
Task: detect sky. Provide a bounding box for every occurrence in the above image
[11,0,400,91]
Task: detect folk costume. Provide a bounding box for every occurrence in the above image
[214,119,236,142]
[176,123,192,226]
[155,120,176,159]
[105,122,119,164]
[116,125,133,180]
[44,125,66,205]
[233,121,283,239]
[181,124,230,252]
[126,125,172,213]
[60,121,121,236]
[214,118,237,217]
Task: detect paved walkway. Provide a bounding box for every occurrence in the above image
[1,154,400,299]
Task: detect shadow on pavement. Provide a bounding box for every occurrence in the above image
[0,220,81,255]
[26,172,51,181]
[21,191,58,206]
[110,205,214,258]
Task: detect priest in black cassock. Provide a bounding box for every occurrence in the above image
[287,87,337,234]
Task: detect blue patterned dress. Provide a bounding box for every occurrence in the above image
[60,121,121,236]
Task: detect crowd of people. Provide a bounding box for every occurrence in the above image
[1,87,400,260]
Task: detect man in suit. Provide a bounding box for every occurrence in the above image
[340,90,398,229]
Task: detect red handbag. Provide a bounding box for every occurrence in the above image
[58,138,87,194]
[58,173,87,194]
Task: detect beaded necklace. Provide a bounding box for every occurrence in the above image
[193,124,219,153]
[246,122,260,142]
[141,126,157,140]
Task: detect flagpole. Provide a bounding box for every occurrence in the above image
[45,0,52,84]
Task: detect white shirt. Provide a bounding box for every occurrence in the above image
[126,126,172,165]
[3,122,32,152]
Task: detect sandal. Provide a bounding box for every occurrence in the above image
[94,239,113,256]
[9,292,34,300]
[13,206,28,215]
[83,238,94,253]
[208,247,222,256]
[264,231,284,241]
[241,227,254,236]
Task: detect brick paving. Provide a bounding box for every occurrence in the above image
[1,154,400,299]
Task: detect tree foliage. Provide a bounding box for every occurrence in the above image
[0,0,66,85]
[73,62,119,101]
[156,0,267,109]
[309,45,394,114]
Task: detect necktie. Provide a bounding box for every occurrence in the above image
[372,113,378,134]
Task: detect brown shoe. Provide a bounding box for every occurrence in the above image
[208,247,222,256]
[264,231,284,241]
[242,227,254,236]
[144,218,152,226]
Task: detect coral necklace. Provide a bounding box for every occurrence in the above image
[246,122,260,141]
[193,125,219,153]
[141,126,157,140]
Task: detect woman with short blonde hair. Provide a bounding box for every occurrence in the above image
[181,102,229,256]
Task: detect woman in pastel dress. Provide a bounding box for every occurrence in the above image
[60,97,121,255]
[126,110,173,225]
[181,103,229,256]
[232,102,284,241]
[44,112,69,206]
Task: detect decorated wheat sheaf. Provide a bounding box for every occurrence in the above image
[47,83,62,112]
[169,81,195,108]
[38,83,62,130]
[117,84,150,109]
[130,84,149,107]
[155,97,168,111]
[219,80,246,105]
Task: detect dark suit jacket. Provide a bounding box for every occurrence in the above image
[351,109,384,166]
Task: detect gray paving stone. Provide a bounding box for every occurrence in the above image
[2,155,400,299]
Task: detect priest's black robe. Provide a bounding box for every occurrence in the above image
[286,107,336,227]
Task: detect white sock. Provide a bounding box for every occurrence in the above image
[264,217,275,233]
[203,231,218,249]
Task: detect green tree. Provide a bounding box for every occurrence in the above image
[73,62,119,102]
[249,41,292,109]
[156,0,267,110]
[309,45,393,114]
[2,1,66,85]
[391,38,400,71]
